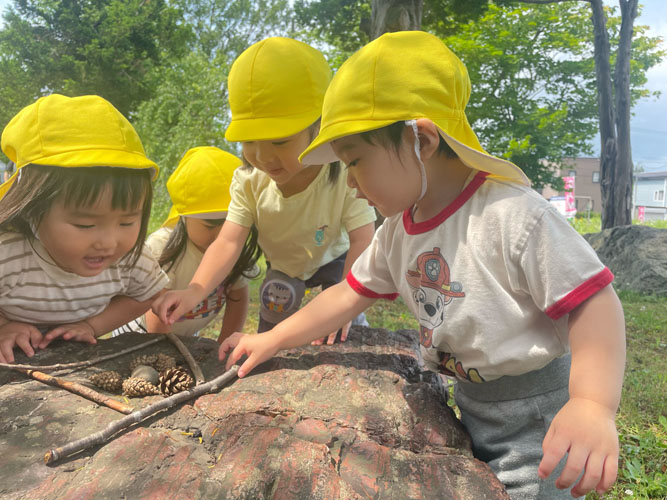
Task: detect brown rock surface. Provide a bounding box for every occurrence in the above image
[0,328,508,499]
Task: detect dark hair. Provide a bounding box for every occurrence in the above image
[159,217,261,297]
[0,164,152,267]
[240,119,341,185]
[359,121,458,159]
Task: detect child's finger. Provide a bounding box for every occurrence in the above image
[538,434,569,479]
[15,336,35,358]
[555,446,587,490]
[238,351,261,378]
[225,344,247,371]
[339,323,350,343]
[39,327,62,349]
[596,454,618,495]
[311,337,324,346]
[0,340,14,363]
[29,328,43,349]
[570,451,604,497]
[326,331,337,345]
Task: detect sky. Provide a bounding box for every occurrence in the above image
[0,0,665,171]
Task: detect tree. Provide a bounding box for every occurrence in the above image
[514,0,662,228]
[0,0,190,124]
[430,2,636,188]
[293,0,491,66]
[133,0,293,222]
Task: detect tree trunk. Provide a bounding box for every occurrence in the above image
[589,0,619,229]
[370,0,422,40]
[611,0,638,228]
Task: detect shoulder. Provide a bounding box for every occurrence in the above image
[146,227,173,258]
[0,231,31,264]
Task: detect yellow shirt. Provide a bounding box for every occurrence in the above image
[227,166,376,280]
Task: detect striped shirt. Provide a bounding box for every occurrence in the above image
[0,231,169,328]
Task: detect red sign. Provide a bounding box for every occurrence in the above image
[637,206,645,223]
[563,176,576,218]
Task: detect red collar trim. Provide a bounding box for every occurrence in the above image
[403,171,489,235]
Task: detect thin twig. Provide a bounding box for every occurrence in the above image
[165,333,205,385]
[44,365,239,465]
[0,336,165,373]
[16,368,134,414]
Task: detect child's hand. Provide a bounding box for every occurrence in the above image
[311,320,351,346]
[539,397,619,497]
[0,322,43,363]
[152,286,203,325]
[219,332,281,378]
[40,321,97,349]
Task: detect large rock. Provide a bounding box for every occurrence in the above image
[583,225,667,296]
[0,329,508,500]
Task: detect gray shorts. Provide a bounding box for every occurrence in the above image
[454,354,576,500]
[258,253,346,332]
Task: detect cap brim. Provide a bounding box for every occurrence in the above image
[435,127,530,186]
[225,109,322,142]
[301,119,530,186]
[0,149,159,201]
[300,119,397,165]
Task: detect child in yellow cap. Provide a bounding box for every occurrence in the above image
[114,147,260,342]
[153,37,376,344]
[219,32,625,499]
[0,94,168,363]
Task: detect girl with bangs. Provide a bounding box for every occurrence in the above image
[0,94,168,364]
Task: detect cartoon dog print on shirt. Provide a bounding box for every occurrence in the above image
[406,247,484,383]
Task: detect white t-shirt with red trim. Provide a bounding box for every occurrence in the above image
[348,171,613,383]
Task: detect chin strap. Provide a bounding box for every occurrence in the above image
[405,120,427,203]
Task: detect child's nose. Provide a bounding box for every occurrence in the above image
[93,231,117,250]
[255,144,276,164]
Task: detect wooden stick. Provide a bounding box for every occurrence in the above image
[0,336,165,373]
[165,332,205,385]
[16,368,134,414]
[44,365,239,465]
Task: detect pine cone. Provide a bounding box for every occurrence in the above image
[122,377,160,397]
[154,353,176,373]
[129,354,158,372]
[88,371,123,392]
[159,367,195,395]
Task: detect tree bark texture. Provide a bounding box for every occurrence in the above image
[371,0,422,39]
[612,0,638,228]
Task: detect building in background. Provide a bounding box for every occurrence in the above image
[541,158,601,214]
[633,171,667,221]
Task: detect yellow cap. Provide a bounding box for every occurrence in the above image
[224,37,332,142]
[0,94,158,198]
[300,31,529,185]
[164,146,241,226]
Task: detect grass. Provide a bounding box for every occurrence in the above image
[178,216,665,499]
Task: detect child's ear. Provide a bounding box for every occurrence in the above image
[415,119,441,161]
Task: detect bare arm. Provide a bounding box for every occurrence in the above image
[217,285,249,344]
[152,221,250,325]
[144,308,170,334]
[220,280,376,377]
[40,293,160,348]
[539,284,626,496]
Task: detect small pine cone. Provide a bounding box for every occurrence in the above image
[159,367,195,395]
[153,353,176,373]
[88,371,123,392]
[129,354,158,372]
[122,377,160,397]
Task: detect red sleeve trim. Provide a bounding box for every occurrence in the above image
[545,268,614,320]
[346,272,399,300]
